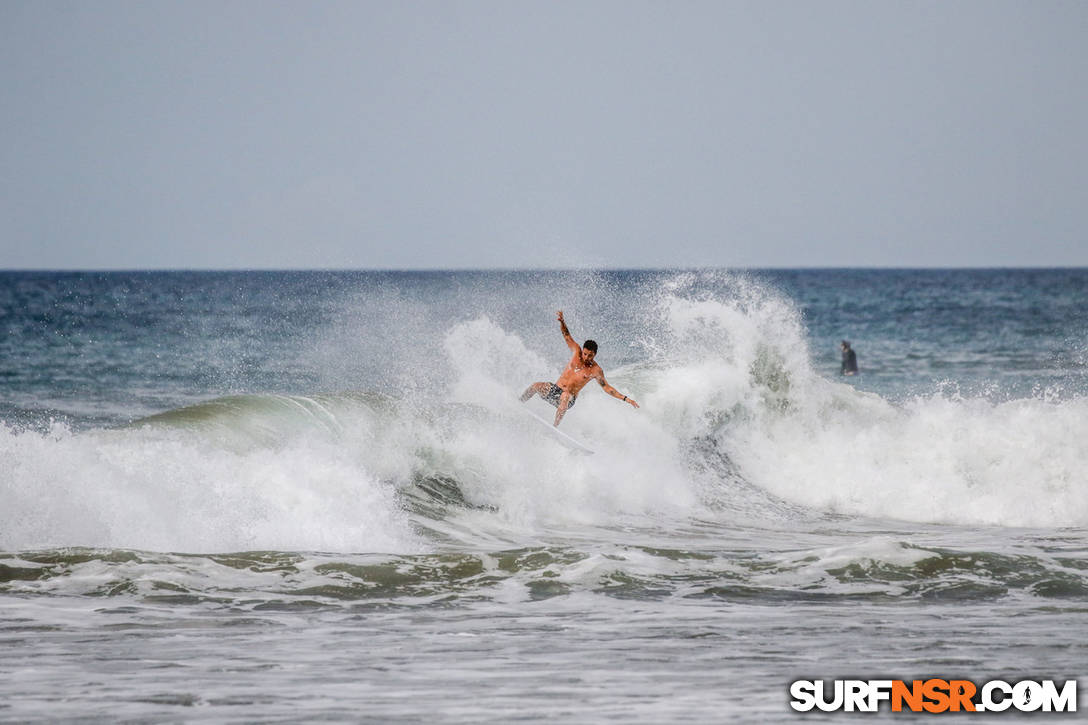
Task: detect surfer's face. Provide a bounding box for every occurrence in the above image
[581,348,596,365]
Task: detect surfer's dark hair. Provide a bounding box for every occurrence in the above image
[583,339,598,352]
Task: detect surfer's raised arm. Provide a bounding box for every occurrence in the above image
[557,310,580,354]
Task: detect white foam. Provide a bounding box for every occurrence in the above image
[0,419,420,553]
[731,387,1088,527]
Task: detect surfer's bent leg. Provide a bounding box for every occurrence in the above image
[554,391,574,427]
[520,383,549,402]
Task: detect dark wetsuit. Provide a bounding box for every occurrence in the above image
[542,383,576,409]
[841,348,858,375]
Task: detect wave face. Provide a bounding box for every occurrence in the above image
[2,270,1086,554]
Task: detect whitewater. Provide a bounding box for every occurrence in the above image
[1,269,1085,722]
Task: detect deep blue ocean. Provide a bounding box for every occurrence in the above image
[1,269,1085,721]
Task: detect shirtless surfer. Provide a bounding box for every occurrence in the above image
[520,311,639,427]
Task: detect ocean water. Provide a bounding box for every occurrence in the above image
[1,269,1085,722]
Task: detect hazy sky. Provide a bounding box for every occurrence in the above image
[2,1,1085,269]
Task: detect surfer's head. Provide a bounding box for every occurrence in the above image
[582,339,598,363]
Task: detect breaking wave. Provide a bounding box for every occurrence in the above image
[2,274,1086,555]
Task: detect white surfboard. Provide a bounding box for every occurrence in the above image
[524,409,595,454]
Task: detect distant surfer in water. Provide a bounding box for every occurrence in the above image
[840,340,859,376]
[520,310,640,427]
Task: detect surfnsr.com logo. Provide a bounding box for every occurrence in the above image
[789,679,1078,713]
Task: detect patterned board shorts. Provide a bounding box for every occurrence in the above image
[542,383,576,409]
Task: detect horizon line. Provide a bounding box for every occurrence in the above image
[1,264,1086,274]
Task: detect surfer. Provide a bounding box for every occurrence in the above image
[840,340,859,376]
[520,310,639,426]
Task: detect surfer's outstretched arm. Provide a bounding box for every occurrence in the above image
[598,374,639,409]
[557,310,580,354]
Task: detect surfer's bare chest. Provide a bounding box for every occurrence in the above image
[559,359,598,390]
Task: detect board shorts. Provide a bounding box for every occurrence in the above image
[542,383,576,409]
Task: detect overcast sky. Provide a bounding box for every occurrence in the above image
[2,1,1085,269]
